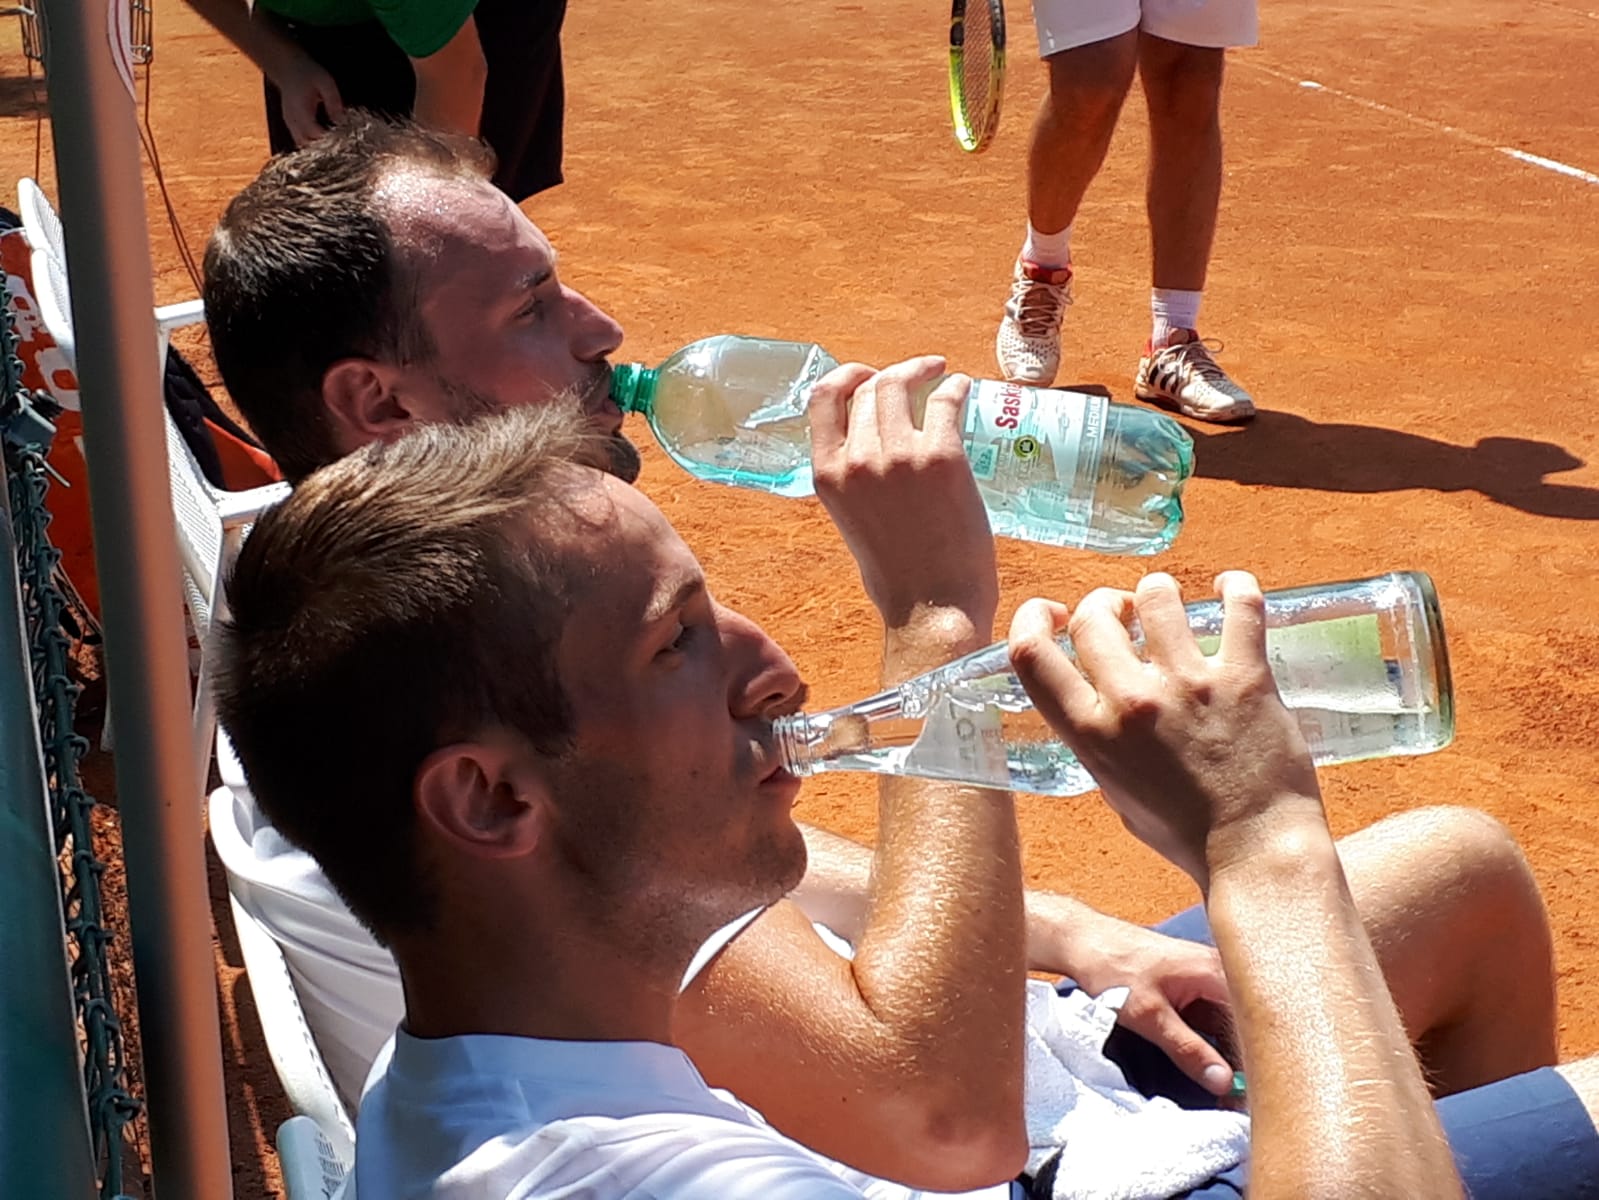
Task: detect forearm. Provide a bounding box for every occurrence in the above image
[1207,818,1461,1200]
[412,74,485,138]
[846,611,1026,1133]
[410,20,487,138]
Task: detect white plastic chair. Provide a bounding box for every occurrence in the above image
[15,176,289,782]
[277,1115,356,1199]
[18,176,208,397]
[14,178,350,1174]
[211,780,357,1167]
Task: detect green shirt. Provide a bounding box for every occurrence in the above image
[257,0,479,58]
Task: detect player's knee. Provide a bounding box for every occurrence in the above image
[1405,805,1545,918]
[1140,51,1225,128]
[1045,46,1137,123]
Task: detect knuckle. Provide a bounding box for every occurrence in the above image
[811,459,845,491]
[1065,605,1097,644]
[1229,586,1267,617]
[1008,634,1047,675]
[1118,690,1163,726]
[1122,995,1159,1021]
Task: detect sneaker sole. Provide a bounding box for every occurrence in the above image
[1133,381,1256,425]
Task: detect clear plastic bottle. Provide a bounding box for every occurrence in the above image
[610,334,1195,555]
[773,572,1455,797]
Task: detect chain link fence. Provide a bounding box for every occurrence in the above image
[3,280,142,1199]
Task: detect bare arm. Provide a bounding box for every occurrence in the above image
[1009,573,1462,1200]
[782,822,874,944]
[790,822,1236,1095]
[1207,818,1457,1198]
[791,822,1103,963]
[675,361,1027,1192]
[409,17,487,139]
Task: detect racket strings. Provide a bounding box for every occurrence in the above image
[960,2,994,117]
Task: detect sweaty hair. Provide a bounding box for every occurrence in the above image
[215,402,610,943]
[203,113,497,483]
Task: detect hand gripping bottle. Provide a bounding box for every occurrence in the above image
[773,573,1456,797]
[609,334,1195,555]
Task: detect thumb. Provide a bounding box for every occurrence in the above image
[1146,1003,1235,1096]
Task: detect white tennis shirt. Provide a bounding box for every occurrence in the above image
[355,1030,1012,1199]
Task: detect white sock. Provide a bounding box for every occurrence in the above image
[1023,222,1073,269]
[1151,288,1203,348]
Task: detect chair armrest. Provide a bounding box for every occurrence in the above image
[217,482,292,529]
[153,298,206,335]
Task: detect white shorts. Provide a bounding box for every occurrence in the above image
[1031,0,1258,57]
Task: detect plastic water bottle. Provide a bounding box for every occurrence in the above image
[773,573,1455,797]
[610,335,1195,555]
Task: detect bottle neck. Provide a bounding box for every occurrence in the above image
[609,363,658,415]
[773,688,907,778]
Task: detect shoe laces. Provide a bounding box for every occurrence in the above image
[1157,336,1231,387]
[1007,272,1072,338]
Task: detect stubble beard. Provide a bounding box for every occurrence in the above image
[544,757,807,967]
[437,373,642,484]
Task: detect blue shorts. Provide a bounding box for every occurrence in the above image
[1047,905,1599,1199]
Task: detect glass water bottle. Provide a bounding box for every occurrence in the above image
[773,572,1455,797]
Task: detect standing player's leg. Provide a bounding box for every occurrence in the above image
[1131,0,1257,422]
[996,3,1141,386]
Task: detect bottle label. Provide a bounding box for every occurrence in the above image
[961,380,1107,546]
[904,694,1011,789]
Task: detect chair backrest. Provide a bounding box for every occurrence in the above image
[210,784,357,1163]
[16,178,74,365]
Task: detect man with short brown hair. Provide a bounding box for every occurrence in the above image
[202,114,633,484]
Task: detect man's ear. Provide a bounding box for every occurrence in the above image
[321,357,414,452]
[414,735,549,861]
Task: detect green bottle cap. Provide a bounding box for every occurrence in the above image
[610,363,656,414]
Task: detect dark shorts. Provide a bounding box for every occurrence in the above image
[262,0,567,202]
[1036,905,1599,1198]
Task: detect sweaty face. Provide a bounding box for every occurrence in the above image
[539,474,809,954]
[382,172,641,481]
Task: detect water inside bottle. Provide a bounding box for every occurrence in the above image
[787,591,1453,797]
[653,337,831,498]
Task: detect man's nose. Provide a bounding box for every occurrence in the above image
[724,608,805,721]
[568,287,624,362]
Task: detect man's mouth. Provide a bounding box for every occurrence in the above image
[591,368,625,434]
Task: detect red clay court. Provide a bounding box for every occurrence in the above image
[4,0,1597,1191]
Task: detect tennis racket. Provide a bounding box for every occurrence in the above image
[948,0,1006,153]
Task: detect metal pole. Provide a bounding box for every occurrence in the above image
[40,3,234,1197]
[0,455,98,1197]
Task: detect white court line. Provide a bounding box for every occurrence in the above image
[1244,62,1599,188]
[1500,148,1599,183]
[1528,0,1599,21]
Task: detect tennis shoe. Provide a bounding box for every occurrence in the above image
[996,258,1073,385]
[1134,330,1256,423]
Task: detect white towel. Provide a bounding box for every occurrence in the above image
[1022,980,1251,1200]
